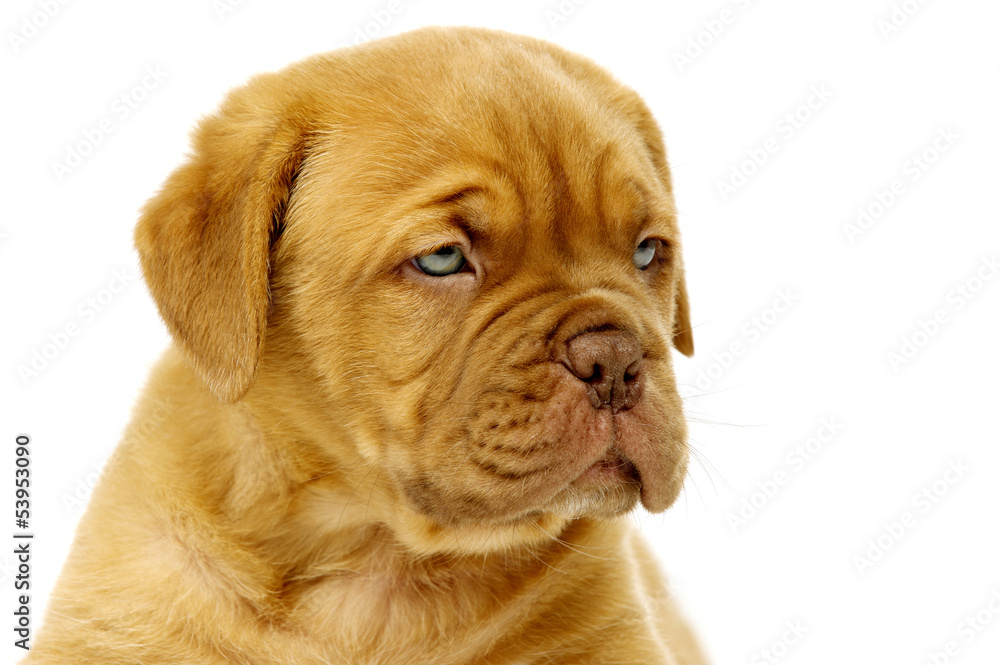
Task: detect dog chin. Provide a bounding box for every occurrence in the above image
[384,460,644,557]
[383,500,580,556]
[543,482,642,520]
[388,480,651,557]
[385,461,652,557]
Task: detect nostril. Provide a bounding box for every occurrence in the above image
[623,359,643,384]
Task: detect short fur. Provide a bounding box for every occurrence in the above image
[27,27,706,665]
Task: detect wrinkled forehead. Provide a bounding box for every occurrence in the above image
[284,50,676,272]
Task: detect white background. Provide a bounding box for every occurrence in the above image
[3,1,999,663]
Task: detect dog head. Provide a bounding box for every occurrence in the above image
[136,27,694,554]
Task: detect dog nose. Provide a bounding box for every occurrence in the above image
[564,330,643,413]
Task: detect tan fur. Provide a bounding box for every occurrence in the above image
[27,27,706,664]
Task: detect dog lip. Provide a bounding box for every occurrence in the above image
[577,447,640,484]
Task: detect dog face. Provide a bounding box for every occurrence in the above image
[135,27,693,553]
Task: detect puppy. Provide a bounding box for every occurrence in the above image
[27,26,706,665]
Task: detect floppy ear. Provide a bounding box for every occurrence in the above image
[135,84,308,402]
[622,98,695,357]
[672,269,694,357]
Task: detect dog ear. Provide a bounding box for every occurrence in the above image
[672,269,694,357]
[623,99,695,357]
[135,82,307,402]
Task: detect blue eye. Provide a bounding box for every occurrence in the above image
[414,245,467,276]
[633,239,659,270]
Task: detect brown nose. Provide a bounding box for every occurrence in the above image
[564,330,644,413]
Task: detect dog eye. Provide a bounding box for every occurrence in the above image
[414,245,468,276]
[633,239,659,270]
